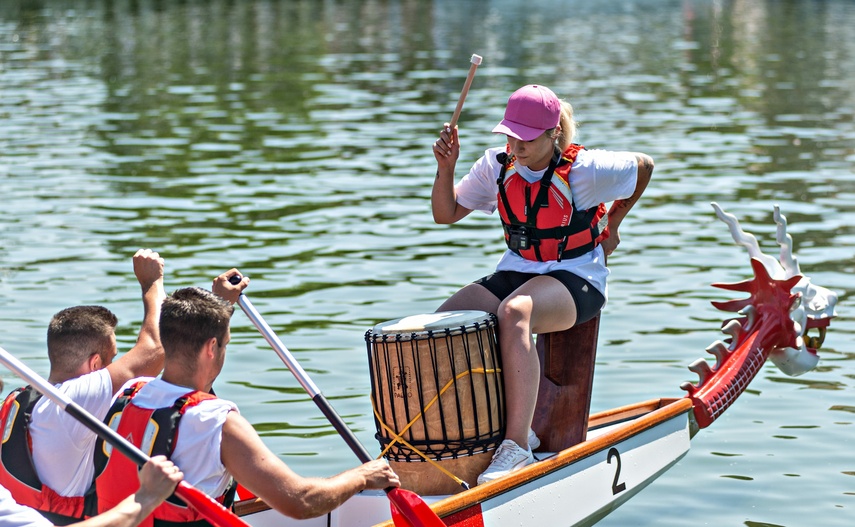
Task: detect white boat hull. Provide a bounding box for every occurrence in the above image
[236,398,692,527]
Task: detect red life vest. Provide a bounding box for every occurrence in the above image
[93,382,236,527]
[497,143,609,262]
[0,386,96,524]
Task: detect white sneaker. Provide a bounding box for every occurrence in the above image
[528,429,541,451]
[477,439,534,485]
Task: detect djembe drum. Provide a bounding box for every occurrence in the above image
[365,310,504,495]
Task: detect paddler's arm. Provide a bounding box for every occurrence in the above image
[600,153,654,256]
[221,411,400,520]
[432,123,473,224]
[107,249,167,394]
[71,456,182,527]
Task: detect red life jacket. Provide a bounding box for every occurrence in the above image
[497,143,609,262]
[0,386,96,525]
[93,382,236,527]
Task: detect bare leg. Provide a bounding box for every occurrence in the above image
[437,282,502,314]
[497,275,577,448]
[438,277,577,449]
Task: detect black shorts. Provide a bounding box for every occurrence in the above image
[473,270,605,324]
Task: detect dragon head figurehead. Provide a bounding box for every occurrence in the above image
[680,203,838,430]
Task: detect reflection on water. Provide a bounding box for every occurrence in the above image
[1,1,854,525]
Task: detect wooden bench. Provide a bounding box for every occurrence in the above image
[531,311,601,451]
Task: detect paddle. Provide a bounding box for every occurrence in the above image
[0,346,251,527]
[227,276,445,527]
[448,54,482,130]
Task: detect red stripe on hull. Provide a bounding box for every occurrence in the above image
[443,504,485,527]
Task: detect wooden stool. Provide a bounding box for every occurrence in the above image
[531,311,601,452]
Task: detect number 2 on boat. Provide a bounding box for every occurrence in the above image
[607,448,627,495]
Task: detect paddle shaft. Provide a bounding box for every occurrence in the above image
[0,346,250,527]
[235,294,373,462]
[448,54,482,129]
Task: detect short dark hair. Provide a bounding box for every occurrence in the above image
[159,287,234,365]
[47,306,119,373]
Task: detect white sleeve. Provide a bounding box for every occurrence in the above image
[172,400,239,496]
[570,149,638,210]
[0,487,53,527]
[454,148,502,214]
[60,369,114,437]
[30,369,115,496]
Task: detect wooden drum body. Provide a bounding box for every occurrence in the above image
[365,311,504,495]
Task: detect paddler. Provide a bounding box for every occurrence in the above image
[92,271,399,524]
[0,249,167,524]
[431,84,654,484]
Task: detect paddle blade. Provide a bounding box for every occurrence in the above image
[388,488,445,527]
[175,481,251,527]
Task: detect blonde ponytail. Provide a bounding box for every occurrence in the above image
[553,100,577,150]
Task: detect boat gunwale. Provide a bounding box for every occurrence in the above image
[234,397,694,523]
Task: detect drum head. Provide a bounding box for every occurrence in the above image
[372,310,490,335]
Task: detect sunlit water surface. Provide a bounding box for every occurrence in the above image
[1,1,854,525]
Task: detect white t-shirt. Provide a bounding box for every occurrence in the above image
[0,486,52,527]
[29,368,113,497]
[454,146,639,298]
[116,378,237,497]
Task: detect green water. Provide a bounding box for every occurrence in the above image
[1,1,854,525]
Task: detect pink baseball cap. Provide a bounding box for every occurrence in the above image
[492,85,561,141]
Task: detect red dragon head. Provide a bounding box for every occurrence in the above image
[680,203,838,430]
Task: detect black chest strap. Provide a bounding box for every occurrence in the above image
[496,147,562,227]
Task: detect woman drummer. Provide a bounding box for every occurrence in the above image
[431,84,653,484]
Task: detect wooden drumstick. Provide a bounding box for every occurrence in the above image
[448,54,482,129]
